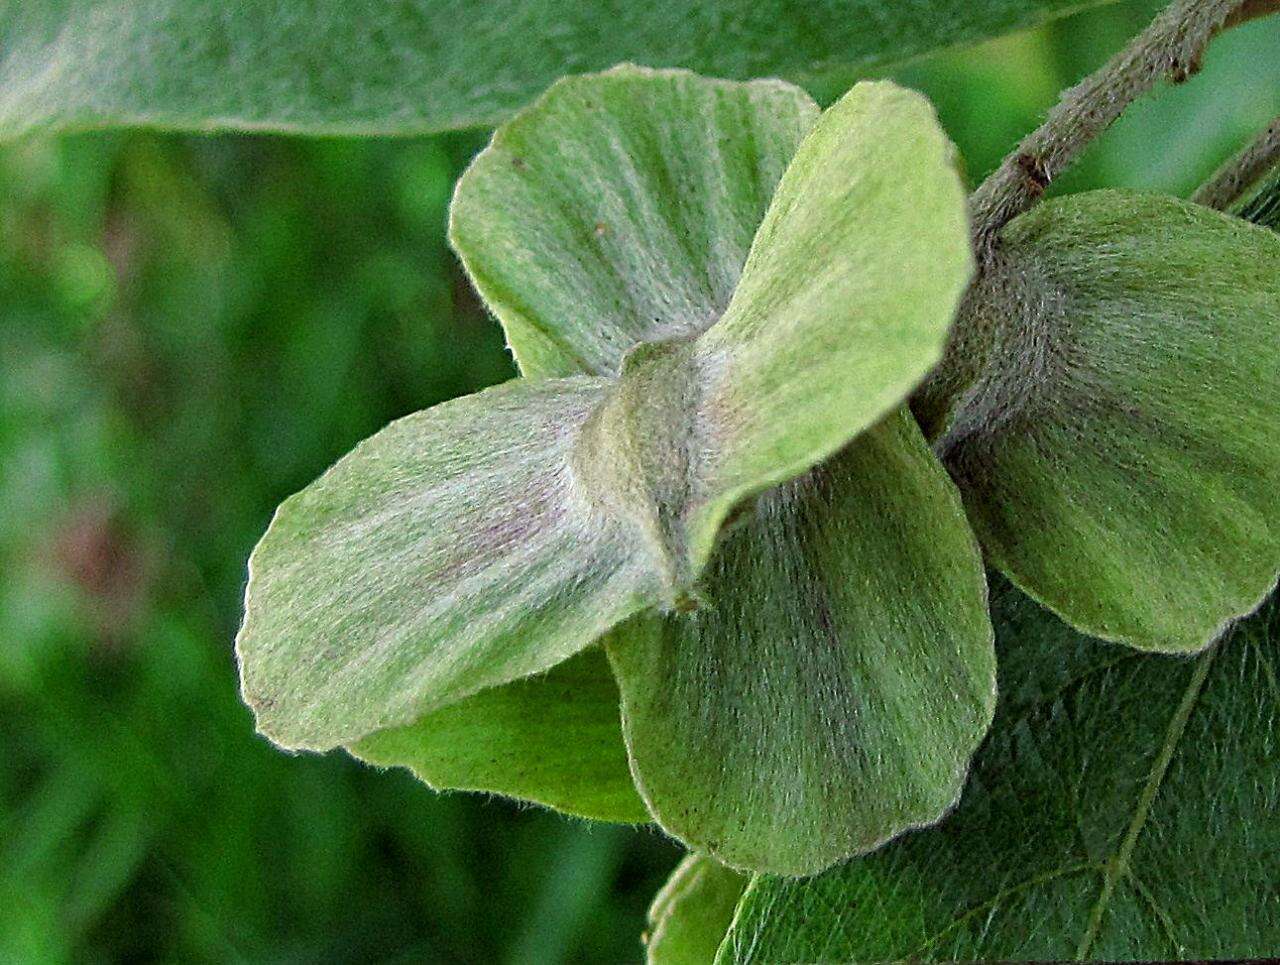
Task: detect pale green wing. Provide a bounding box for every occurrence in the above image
[449,65,819,378]
[436,70,975,825]
[934,191,1280,652]
[605,410,996,875]
[693,80,973,541]
[236,376,662,750]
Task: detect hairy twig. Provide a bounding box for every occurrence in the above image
[968,0,1271,257]
[1191,115,1280,211]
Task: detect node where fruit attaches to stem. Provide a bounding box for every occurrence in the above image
[1192,115,1280,211]
[968,0,1277,258]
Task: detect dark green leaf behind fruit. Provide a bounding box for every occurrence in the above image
[720,579,1280,961]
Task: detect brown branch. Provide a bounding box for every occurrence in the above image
[968,0,1267,257]
[1191,115,1280,210]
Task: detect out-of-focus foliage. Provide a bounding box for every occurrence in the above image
[0,0,1108,140]
[1,3,1277,960]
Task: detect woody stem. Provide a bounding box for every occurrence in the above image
[968,0,1277,257]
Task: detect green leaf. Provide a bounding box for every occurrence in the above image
[450,65,820,379]
[927,190,1280,653]
[236,376,661,750]
[605,409,995,875]
[646,855,748,965]
[719,579,1280,962]
[0,1,1114,141]
[349,647,649,824]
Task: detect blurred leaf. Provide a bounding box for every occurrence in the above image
[0,0,1114,140]
[507,822,633,965]
[351,648,649,823]
[606,409,994,875]
[719,581,1280,961]
[924,191,1280,652]
[236,377,661,750]
[645,855,746,965]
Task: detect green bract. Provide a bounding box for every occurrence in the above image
[918,191,1280,653]
[236,65,996,875]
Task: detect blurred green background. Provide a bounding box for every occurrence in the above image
[2,3,1277,961]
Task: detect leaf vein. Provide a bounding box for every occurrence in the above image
[1074,645,1217,960]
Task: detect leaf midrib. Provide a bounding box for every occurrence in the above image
[1074,644,1218,960]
